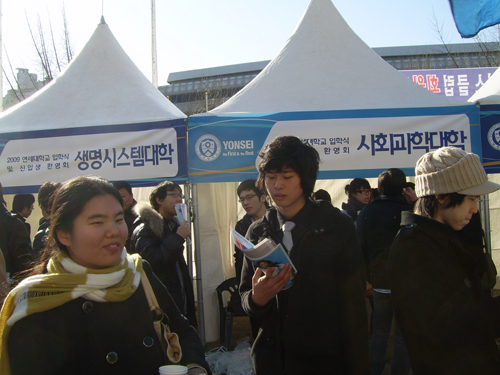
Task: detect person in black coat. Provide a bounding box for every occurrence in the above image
[130,181,197,328]
[32,181,61,256]
[0,183,33,284]
[357,168,412,375]
[0,176,210,375]
[388,147,500,375]
[240,136,369,375]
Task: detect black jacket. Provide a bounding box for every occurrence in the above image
[357,194,412,288]
[130,203,197,327]
[124,200,138,252]
[32,218,50,256]
[240,200,369,375]
[0,205,32,280]
[388,212,500,375]
[234,213,253,284]
[8,261,211,375]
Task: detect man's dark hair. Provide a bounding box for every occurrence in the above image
[38,182,62,212]
[257,136,320,198]
[149,180,181,211]
[314,189,331,202]
[416,193,466,219]
[12,194,35,213]
[112,181,132,195]
[378,168,407,197]
[237,179,265,198]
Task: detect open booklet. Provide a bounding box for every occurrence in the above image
[231,227,297,290]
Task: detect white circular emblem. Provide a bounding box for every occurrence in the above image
[487,123,500,151]
[195,134,222,162]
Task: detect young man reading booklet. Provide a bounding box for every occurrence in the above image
[239,136,369,375]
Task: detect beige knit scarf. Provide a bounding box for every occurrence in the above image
[0,249,143,375]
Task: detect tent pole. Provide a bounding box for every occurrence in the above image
[192,183,206,345]
[185,182,193,277]
[481,194,492,254]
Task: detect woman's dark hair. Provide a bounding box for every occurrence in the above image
[345,178,371,197]
[415,193,467,219]
[378,168,406,197]
[32,176,122,275]
[256,136,320,198]
[38,182,62,213]
[149,180,181,211]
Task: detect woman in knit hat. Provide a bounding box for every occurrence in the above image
[388,146,500,375]
[0,176,210,375]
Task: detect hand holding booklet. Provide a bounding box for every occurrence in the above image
[230,227,297,290]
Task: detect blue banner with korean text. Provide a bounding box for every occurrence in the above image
[188,106,480,183]
[0,119,188,194]
[400,67,496,102]
[479,104,500,174]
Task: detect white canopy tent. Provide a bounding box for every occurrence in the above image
[188,0,482,343]
[0,18,188,194]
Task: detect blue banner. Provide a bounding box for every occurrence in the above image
[400,67,496,101]
[188,106,480,183]
[479,104,500,174]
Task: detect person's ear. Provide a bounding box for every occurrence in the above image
[260,195,267,203]
[436,194,447,205]
[156,197,163,205]
[57,230,72,247]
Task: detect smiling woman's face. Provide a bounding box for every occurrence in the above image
[57,194,127,269]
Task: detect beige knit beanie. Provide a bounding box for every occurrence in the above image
[415,146,500,197]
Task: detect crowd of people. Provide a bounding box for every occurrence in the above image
[1,135,500,375]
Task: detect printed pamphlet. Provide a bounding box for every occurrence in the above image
[230,227,296,290]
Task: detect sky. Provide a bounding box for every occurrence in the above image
[1,0,480,93]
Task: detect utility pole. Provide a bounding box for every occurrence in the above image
[151,0,158,88]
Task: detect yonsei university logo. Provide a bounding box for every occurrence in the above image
[487,123,500,151]
[195,134,222,162]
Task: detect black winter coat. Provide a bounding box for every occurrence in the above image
[357,194,412,288]
[0,205,32,280]
[130,204,197,327]
[8,261,211,375]
[234,213,253,284]
[240,200,369,375]
[388,212,500,375]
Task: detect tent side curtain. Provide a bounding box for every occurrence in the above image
[188,105,480,183]
[0,118,188,194]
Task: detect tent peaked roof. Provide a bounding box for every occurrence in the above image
[468,66,500,104]
[202,0,464,116]
[0,21,185,133]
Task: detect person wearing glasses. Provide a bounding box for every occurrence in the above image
[130,181,197,327]
[341,178,372,224]
[234,179,268,339]
[235,179,268,283]
[357,169,413,375]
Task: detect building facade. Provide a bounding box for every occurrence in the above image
[160,42,500,115]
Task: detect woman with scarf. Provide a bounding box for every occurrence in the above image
[0,176,210,375]
[341,178,372,224]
